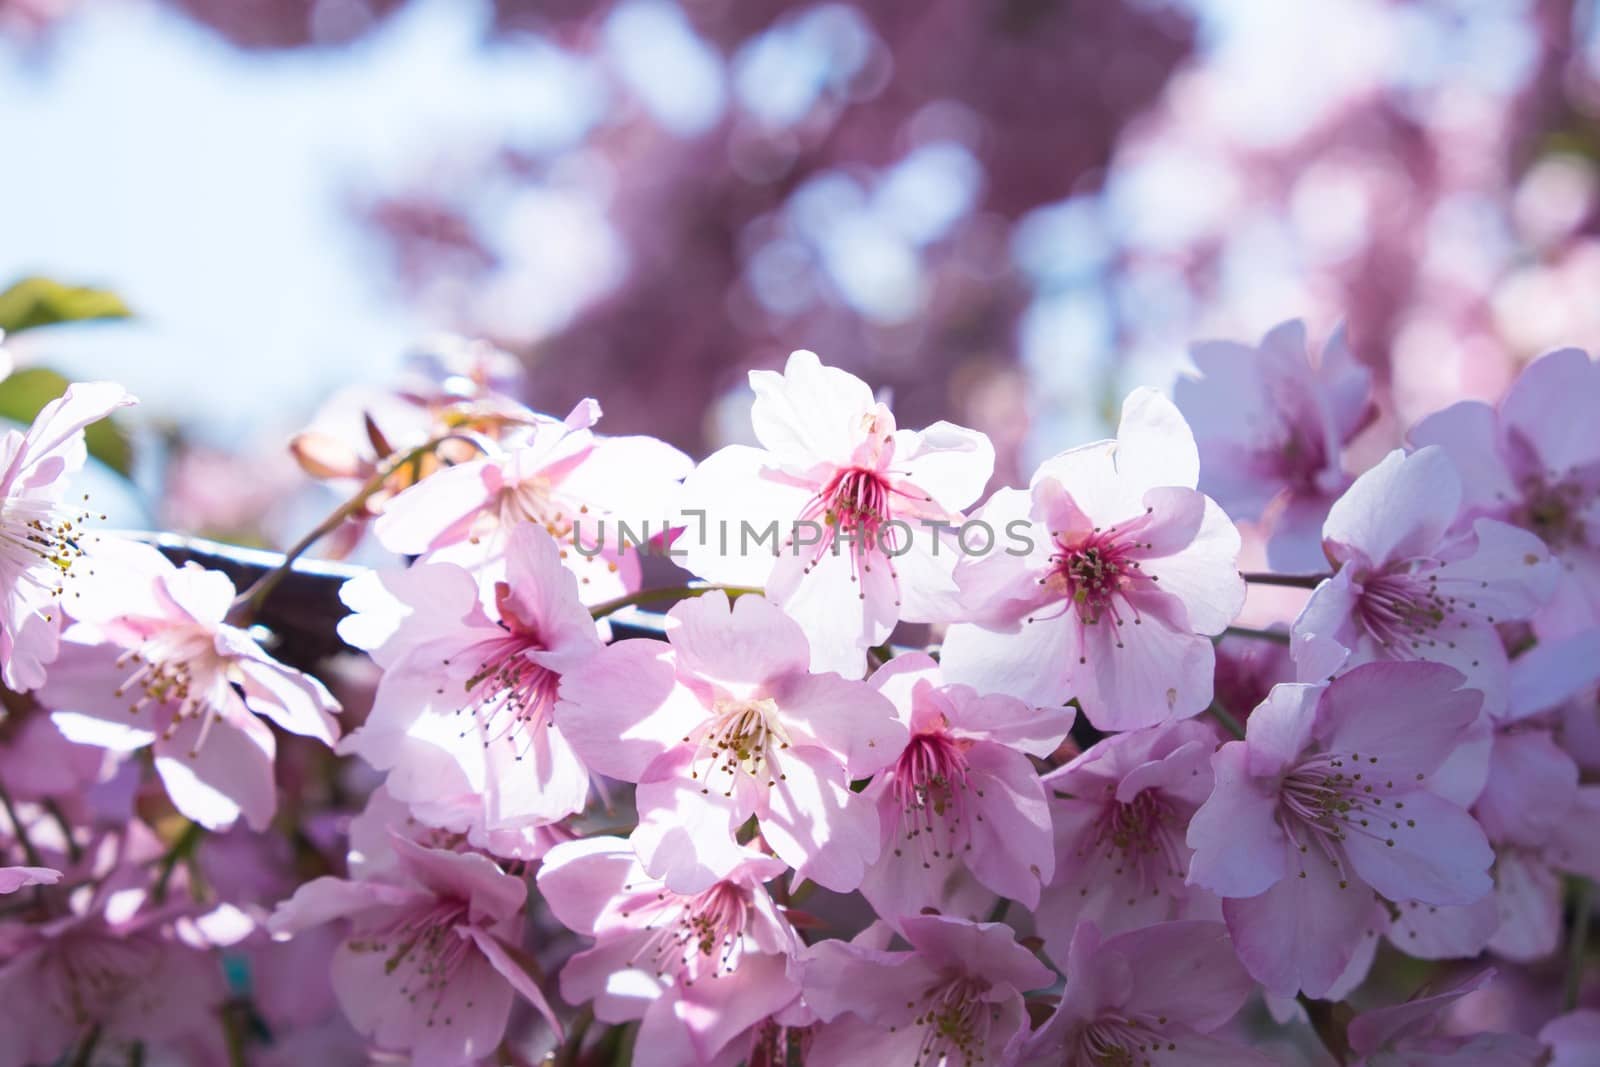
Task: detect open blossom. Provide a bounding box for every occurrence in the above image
[1347,970,1542,1066]
[1176,319,1374,573]
[1035,719,1220,962]
[858,653,1072,923]
[1411,347,1600,637]
[538,835,802,1067]
[1292,446,1556,715]
[799,914,1053,1066]
[0,380,134,691]
[268,835,558,1066]
[338,524,603,843]
[677,349,995,677]
[0,900,223,1066]
[1187,663,1494,997]
[39,538,341,831]
[374,396,692,603]
[940,388,1245,731]
[1472,731,1600,961]
[558,591,906,893]
[1011,920,1270,1067]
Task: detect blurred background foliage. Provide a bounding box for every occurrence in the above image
[1,0,1598,553]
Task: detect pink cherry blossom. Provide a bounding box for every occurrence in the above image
[940,388,1245,731]
[374,397,692,603]
[1011,920,1271,1066]
[1176,319,1374,573]
[677,349,995,677]
[1471,729,1600,961]
[338,524,604,844]
[1186,663,1494,997]
[1293,446,1557,715]
[1542,1010,1600,1067]
[558,590,906,893]
[267,834,559,1066]
[0,901,223,1065]
[0,380,134,692]
[39,537,341,830]
[1347,970,1542,1066]
[857,652,1072,923]
[537,835,802,1067]
[1035,719,1221,963]
[799,914,1053,1066]
[1411,347,1600,638]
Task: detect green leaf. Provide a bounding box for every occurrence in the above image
[0,367,133,475]
[0,276,131,334]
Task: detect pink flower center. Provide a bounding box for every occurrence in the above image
[909,975,997,1067]
[621,878,754,983]
[113,627,229,754]
[890,729,975,868]
[1079,787,1188,901]
[1356,567,1481,657]
[689,698,790,797]
[493,473,575,541]
[1517,475,1590,552]
[790,465,928,603]
[346,898,475,1027]
[451,637,560,761]
[1033,516,1158,648]
[1077,1014,1172,1066]
[0,495,94,615]
[1278,750,1417,886]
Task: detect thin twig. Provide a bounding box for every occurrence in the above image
[0,779,42,868]
[152,822,204,904]
[1240,571,1328,589]
[231,436,458,622]
[43,799,82,863]
[1207,702,1247,740]
[1222,624,1291,646]
[1566,877,1593,1011]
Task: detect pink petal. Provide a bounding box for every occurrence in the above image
[556,639,703,782]
[1136,493,1245,636]
[774,670,906,777]
[749,350,877,470]
[1316,661,1482,779]
[154,715,278,831]
[1186,742,1289,899]
[1079,605,1215,731]
[1501,347,1600,477]
[632,779,746,894]
[1323,448,1462,567]
[463,926,563,1039]
[938,613,1078,711]
[535,836,641,937]
[1223,861,1381,998]
[1102,920,1256,1031]
[666,590,810,686]
[1409,399,1519,517]
[373,458,494,555]
[761,746,880,892]
[1341,790,1493,906]
[676,444,814,589]
[1114,387,1201,496]
[893,421,995,511]
[962,742,1054,906]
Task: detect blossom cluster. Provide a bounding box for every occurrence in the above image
[3,330,1600,1065]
